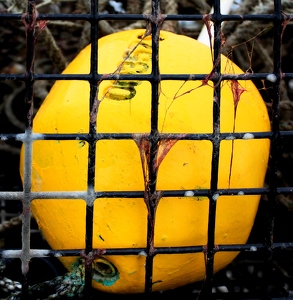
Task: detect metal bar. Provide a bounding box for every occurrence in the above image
[82,0,99,297]
[20,0,38,296]
[0,131,276,142]
[263,0,283,298]
[198,1,222,298]
[1,12,292,22]
[1,242,293,259]
[4,186,293,203]
[2,72,293,81]
[144,0,161,296]
[0,187,284,201]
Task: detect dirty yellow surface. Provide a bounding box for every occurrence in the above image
[20,30,270,293]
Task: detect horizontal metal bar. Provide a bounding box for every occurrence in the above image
[165,13,293,22]
[3,186,293,201]
[0,131,279,142]
[0,13,145,21]
[1,12,292,22]
[0,192,87,201]
[1,73,293,82]
[1,243,292,259]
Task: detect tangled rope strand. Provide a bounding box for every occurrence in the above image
[123,0,152,30]
[222,0,290,100]
[161,0,178,32]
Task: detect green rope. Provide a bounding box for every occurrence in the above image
[0,260,84,300]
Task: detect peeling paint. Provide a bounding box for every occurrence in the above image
[243,133,255,140]
[266,73,277,83]
[225,135,235,140]
[93,272,120,287]
[138,250,148,257]
[212,193,219,201]
[184,190,194,197]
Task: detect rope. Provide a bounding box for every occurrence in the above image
[2,260,85,300]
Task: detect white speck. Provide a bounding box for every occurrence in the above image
[226,270,234,279]
[55,252,62,257]
[212,193,219,201]
[184,191,194,197]
[1,136,7,141]
[250,246,257,252]
[257,271,263,278]
[217,286,229,293]
[243,133,254,140]
[138,251,147,257]
[288,79,293,91]
[248,265,254,274]
[238,191,244,195]
[266,73,277,83]
[225,135,235,140]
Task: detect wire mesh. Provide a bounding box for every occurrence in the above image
[0,0,293,299]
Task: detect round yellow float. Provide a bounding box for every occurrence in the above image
[19,29,270,293]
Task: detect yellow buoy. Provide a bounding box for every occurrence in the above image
[20,29,270,293]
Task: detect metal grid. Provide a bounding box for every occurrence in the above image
[0,0,293,299]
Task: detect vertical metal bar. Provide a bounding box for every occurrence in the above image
[83,0,99,297]
[264,0,282,298]
[198,0,222,298]
[144,0,161,297]
[21,0,36,296]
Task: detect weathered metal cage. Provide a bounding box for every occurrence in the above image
[0,0,293,299]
